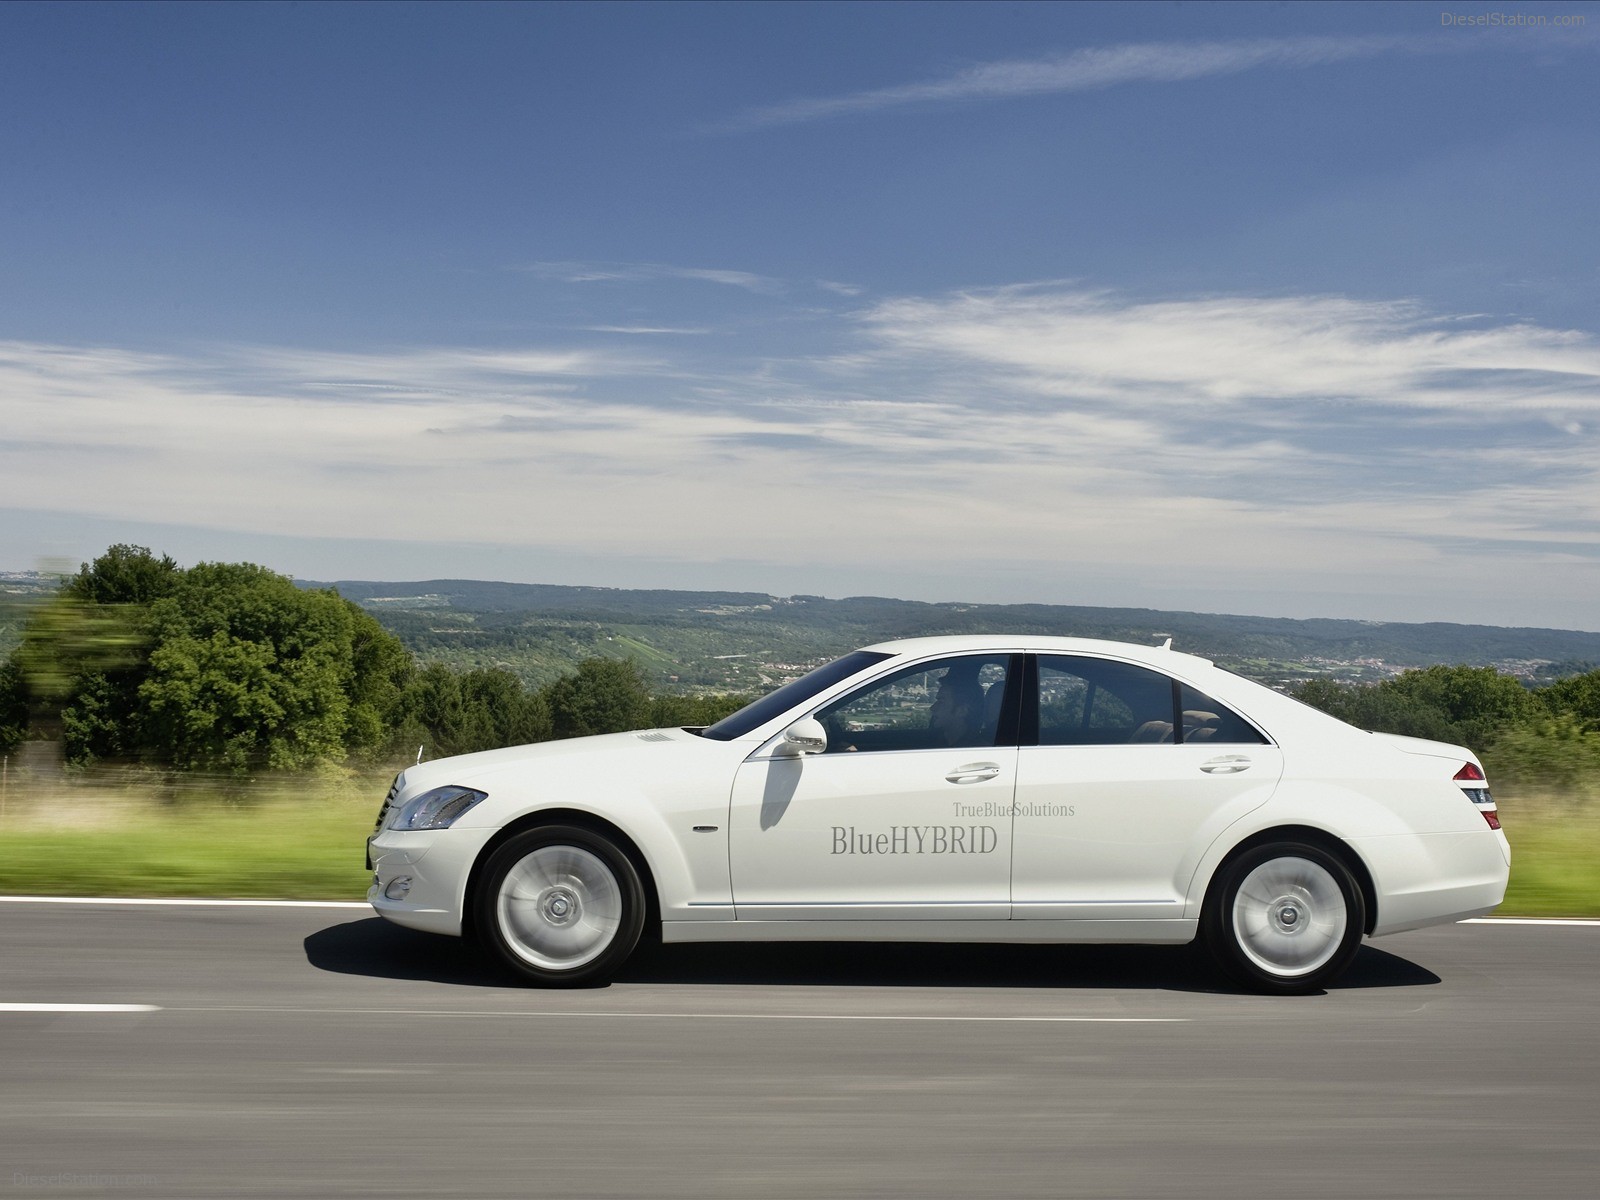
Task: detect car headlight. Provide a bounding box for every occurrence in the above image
[388,786,488,831]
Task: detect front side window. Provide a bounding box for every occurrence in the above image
[700,650,893,740]
[815,655,1013,753]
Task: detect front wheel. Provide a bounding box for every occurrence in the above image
[1202,842,1365,994]
[476,825,646,987]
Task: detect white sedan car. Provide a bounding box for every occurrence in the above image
[367,636,1509,993]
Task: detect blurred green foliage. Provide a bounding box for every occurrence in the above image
[0,545,751,773]
[1292,664,1600,795]
[0,783,1592,914]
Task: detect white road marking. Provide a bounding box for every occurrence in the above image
[0,1003,160,1013]
[1462,917,1600,927]
[0,895,368,909]
[172,1006,1187,1024]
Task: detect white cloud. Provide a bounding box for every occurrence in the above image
[710,35,1432,132]
[582,325,712,336]
[520,260,783,294]
[709,29,1600,133]
[2,284,1597,623]
[859,286,1600,412]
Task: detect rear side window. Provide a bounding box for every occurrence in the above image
[1178,683,1269,744]
[1037,656,1176,745]
[1034,656,1268,746]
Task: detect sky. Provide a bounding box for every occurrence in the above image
[1,0,1598,630]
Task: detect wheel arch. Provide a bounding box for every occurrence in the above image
[462,808,662,942]
[1199,824,1378,935]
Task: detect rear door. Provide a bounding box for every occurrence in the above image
[1010,654,1283,921]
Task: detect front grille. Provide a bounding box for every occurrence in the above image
[373,774,401,832]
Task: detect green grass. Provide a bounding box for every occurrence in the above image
[0,772,383,900]
[0,777,1595,915]
[1496,793,1600,917]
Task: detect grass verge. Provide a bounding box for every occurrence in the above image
[0,771,382,900]
[0,778,1595,916]
[1496,795,1600,917]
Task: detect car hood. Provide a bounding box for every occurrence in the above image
[399,727,712,793]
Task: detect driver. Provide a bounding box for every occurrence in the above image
[927,664,985,747]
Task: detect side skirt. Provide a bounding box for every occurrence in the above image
[660,918,1198,945]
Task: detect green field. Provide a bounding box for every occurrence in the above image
[0,773,384,900]
[1493,794,1600,917]
[0,777,1592,915]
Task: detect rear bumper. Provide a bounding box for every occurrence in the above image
[366,826,498,937]
[1355,829,1510,937]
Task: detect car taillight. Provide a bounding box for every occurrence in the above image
[1453,762,1499,827]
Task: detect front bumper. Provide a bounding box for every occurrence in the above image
[367,825,499,937]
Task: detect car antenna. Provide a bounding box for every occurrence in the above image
[1158,637,1172,650]
[415,744,425,766]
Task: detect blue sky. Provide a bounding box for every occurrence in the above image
[2,1,1598,628]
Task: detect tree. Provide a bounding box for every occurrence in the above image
[134,561,417,773]
[401,664,551,758]
[0,655,26,754]
[63,544,179,606]
[2,547,415,773]
[1295,666,1539,752]
[1290,678,1459,743]
[649,691,752,728]
[1378,665,1539,750]
[542,658,653,739]
[9,546,181,761]
[1538,670,1600,729]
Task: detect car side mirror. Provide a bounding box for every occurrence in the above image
[778,717,827,756]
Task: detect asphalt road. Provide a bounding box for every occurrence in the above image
[1,900,1595,1200]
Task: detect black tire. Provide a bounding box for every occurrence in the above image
[475,824,646,987]
[1202,841,1365,994]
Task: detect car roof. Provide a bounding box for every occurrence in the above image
[859,634,1214,670]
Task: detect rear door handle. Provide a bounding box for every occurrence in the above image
[946,762,1001,784]
[1200,755,1252,774]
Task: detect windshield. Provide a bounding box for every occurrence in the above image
[699,650,894,741]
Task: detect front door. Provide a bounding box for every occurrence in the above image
[729,653,1020,921]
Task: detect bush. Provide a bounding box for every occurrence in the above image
[1485,715,1600,797]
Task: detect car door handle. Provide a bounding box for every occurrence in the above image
[946,762,1001,784]
[1199,755,1252,774]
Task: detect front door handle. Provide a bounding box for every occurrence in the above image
[1200,755,1252,774]
[946,762,1001,784]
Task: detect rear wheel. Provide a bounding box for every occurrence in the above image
[476,825,645,987]
[1203,842,1365,994]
